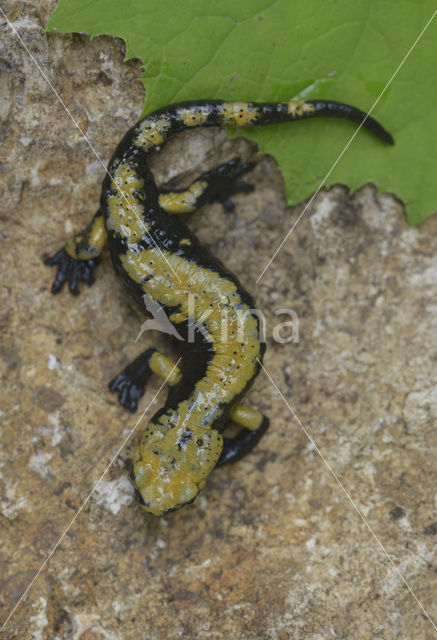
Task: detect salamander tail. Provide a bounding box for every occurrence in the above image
[252,99,393,145]
[303,100,394,144]
[132,98,394,154]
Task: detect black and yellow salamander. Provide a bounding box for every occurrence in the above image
[45,99,393,516]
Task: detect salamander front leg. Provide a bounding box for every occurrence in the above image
[158,157,255,214]
[109,349,181,412]
[44,209,106,295]
[216,405,269,467]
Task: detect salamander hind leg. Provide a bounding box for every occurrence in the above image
[109,349,182,412]
[44,209,106,295]
[216,405,270,467]
[159,157,255,214]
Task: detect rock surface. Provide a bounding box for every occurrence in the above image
[1,2,436,638]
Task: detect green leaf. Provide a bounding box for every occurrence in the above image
[47,0,437,225]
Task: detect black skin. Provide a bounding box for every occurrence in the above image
[45,98,394,493]
[45,157,265,467]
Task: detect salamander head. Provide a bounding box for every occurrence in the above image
[131,412,223,516]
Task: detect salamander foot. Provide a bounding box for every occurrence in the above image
[109,349,156,412]
[44,248,97,295]
[108,371,146,413]
[203,157,255,212]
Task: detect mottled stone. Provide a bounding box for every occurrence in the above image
[1,2,436,639]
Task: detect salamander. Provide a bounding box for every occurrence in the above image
[45,98,393,516]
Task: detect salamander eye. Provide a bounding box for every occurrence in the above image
[196,438,203,447]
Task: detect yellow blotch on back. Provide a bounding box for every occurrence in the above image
[287,100,316,117]
[136,115,172,150]
[177,105,211,127]
[220,102,260,127]
[105,161,149,242]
